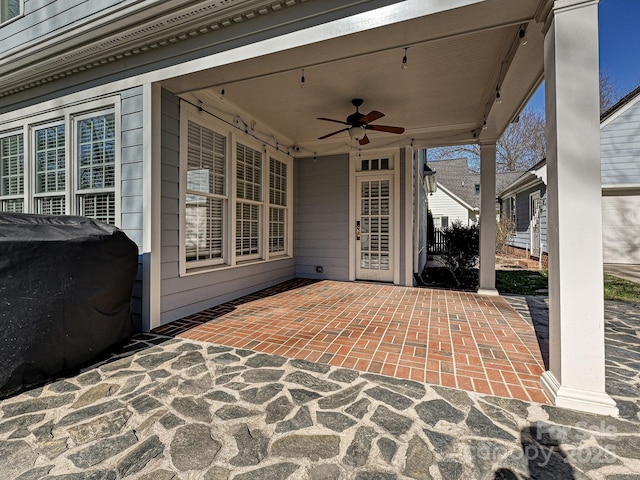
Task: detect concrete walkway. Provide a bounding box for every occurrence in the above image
[0,298,639,479]
[604,264,640,285]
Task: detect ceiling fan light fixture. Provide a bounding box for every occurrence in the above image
[349,126,367,141]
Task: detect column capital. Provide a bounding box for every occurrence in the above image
[535,0,599,32]
[478,139,498,147]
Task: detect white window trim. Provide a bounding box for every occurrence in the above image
[0,96,121,223]
[266,146,293,260]
[349,148,400,284]
[179,109,229,270]
[179,103,293,275]
[31,118,68,215]
[0,128,25,211]
[72,108,120,224]
[0,0,23,27]
[233,135,264,263]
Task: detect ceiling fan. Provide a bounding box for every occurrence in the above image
[317,98,405,145]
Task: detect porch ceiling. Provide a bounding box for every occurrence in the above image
[162,0,546,156]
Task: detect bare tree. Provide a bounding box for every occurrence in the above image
[600,71,621,114]
[428,107,546,172]
[429,73,620,172]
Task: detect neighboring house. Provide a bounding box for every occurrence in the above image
[427,158,523,227]
[498,84,640,266]
[601,85,640,265]
[497,159,548,263]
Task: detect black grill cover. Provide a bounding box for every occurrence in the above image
[0,213,138,397]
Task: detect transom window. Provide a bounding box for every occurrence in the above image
[0,105,119,225]
[360,157,391,171]
[180,104,292,272]
[0,0,21,25]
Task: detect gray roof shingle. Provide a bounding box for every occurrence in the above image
[428,158,524,209]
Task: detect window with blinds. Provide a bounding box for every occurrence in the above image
[269,157,287,254]
[180,104,292,272]
[0,133,24,212]
[236,142,262,259]
[34,123,66,215]
[185,120,227,264]
[0,104,119,224]
[76,112,116,224]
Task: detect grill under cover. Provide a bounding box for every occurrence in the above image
[0,213,138,398]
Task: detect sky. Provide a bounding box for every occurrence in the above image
[527,0,640,112]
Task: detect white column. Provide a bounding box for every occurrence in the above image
[540,0,617,415]
[477,141,498,296]
[142,83,162,332]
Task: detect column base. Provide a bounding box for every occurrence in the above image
[541,371,619,416]
[477,288,499,296]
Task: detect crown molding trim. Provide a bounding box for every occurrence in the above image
[0,0,307,98]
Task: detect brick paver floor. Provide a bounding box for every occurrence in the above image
[153,279,549,404]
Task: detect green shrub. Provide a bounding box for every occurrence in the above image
[441,222,479,288]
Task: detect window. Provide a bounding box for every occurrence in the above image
[1,0,21,25]
[34,122,66,215]
[180,104,292,272]
[360,157,391,171]
[0,132,24,212]
[474,183,480,194]
[184,121,227,265]
[0,104,119,225]
[434,216,449,229]
[235,142,262,259]
[508,196,516,223]
[75,112,117,224]
[269,157,287,254]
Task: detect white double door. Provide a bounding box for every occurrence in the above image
[355,175,394,282]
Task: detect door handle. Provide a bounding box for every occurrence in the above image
[356,220,361,240]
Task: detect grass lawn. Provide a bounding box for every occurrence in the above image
[496,270,548,296]
[604,274,640,303]
[496,269,640,303]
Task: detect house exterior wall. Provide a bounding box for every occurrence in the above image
[120,86,146,329]
[601,95,640,264]
[602,192,640,264]
[504,183,548,255]
[0,82,147,327]
[0,0,128,57]
[295,154,350,280]
[601,98,640,186]
[157,89,296,325]
[427,188,474,226]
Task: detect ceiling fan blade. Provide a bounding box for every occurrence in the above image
[366,124,405,134]
[360,110,385,124]
[317,117,350,125]
[318,127,349,140]
[359,135,370,146]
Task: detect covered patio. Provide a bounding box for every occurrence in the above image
[0,0,614,416]
[155,279,550,404]
[155,0,612,415]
